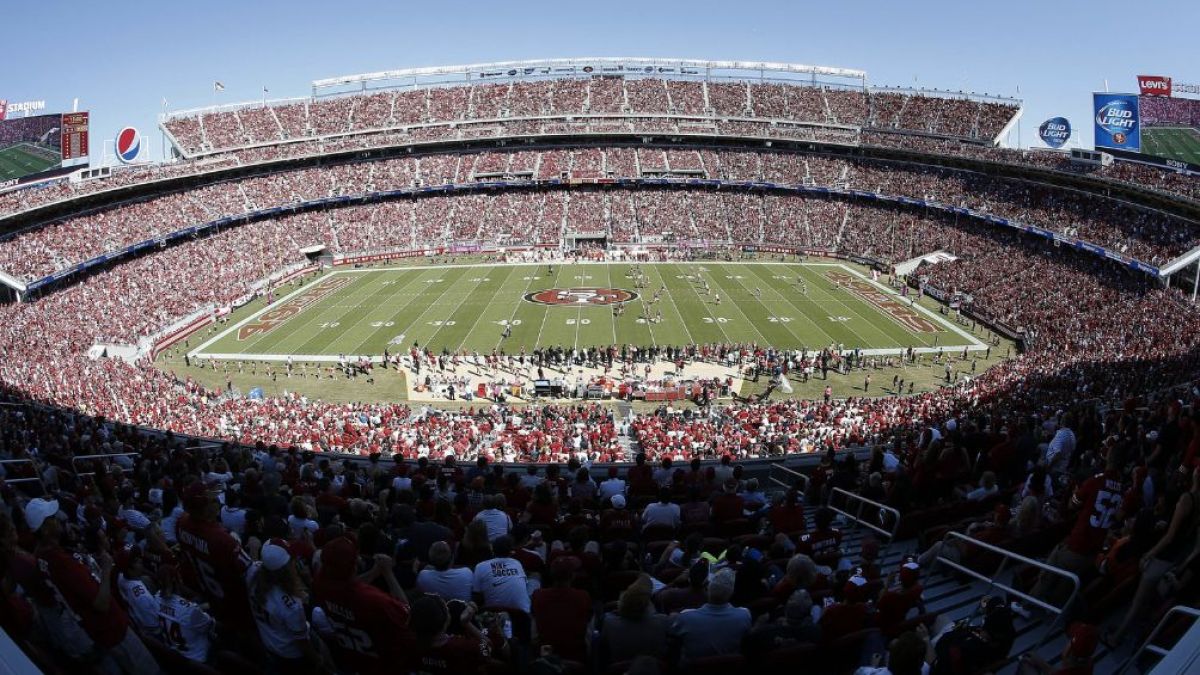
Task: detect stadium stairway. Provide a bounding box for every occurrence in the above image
[759,479,1139,673]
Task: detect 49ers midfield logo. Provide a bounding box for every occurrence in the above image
[237,276,353,340]
[524,287,638,306]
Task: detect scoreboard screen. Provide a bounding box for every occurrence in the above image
[60,112,89,161]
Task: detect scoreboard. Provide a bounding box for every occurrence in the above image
[60,111,89,161]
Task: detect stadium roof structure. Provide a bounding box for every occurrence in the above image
[311,57,868,95]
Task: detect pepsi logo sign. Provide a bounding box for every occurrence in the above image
[115,127,141,163]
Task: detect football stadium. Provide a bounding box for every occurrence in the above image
[2,5,1200,675]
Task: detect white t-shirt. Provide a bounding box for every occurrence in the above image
[598,478,626,503]
[472,557,530,612]
[157,592,214,662]
[642,501,681,529]
[161,506,184,544]
[247,564,310,659]
[221,506,248,536]
[473,509,513,543]
[118,574,160,639]
[288,515,320,540]
[416,567,474,602]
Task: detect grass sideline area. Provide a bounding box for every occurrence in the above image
[0,143,60,182]
[157,258,1014,405]
[1142,127,1200,166]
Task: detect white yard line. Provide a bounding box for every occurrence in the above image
[343,269,446,355]
[189,271,341,358]
[720,263,810,347]
[835,264,984,349]
[191,260,984,362]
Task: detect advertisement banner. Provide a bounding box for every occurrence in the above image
[1093,93,1141,152]
[1037,117,1071,148]
[61,112,89,161]
[1137,75,1172,97]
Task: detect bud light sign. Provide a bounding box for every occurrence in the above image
[1093,93,1140,152]
[1038,117,1071,149]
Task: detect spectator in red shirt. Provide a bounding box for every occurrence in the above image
[818,573,872,644]
[531,556,592,661]
[877,556,926,638]
[711,479,746,523]
[627,454,656,498]
[1031,451,1126,605]
[600,494,635,536]
[312,536,410,675]
[407,595,502,675]
[1019,622,1098,675]
[798,508,843,571]
[174,481,254,633]
[27,497,160,674]
[768,488,806,537]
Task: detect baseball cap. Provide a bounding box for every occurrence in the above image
[610,494,626,509]
[24,498,59,532]
[320,536,359,581]
[844,573,869,602]
[261,538,293,571]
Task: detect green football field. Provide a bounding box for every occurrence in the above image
[190,262,982,362]
[0,143,60,182]
[1142,127,1200,166]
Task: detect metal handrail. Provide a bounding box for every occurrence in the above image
[767,463,810,497]
[934,531,1079,649]
[70,452,141,477]
[0,459,46,493]
[829,487,900,543]
[1117,605,1200,674]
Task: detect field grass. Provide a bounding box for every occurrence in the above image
[189,261,981,361]
[1142,127,1200,166]
[157,259,1013,404]
[0,143,59,182]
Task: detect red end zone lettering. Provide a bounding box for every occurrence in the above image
[825,270,940,333]
[237,276,353,340]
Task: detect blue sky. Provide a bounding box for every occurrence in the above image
[4,0,1197,161]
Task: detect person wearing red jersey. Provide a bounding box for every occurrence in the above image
[797,507,844,572]
[312,536,410,675]
[173,483,253,629]
[1031,452,1126,605]
[407,595,504,675]
[768,488,806,537]
[27,497,161,674]
[876,557,926,639]
[1019,622,1098,675]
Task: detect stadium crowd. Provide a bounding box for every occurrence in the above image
[1,293,1198,674]
[2,147,1199,283]
[162,79,1016,157]
[1,68,1200,675]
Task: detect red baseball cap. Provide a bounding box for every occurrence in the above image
[1066,622,1098,659]
[320,536,359,581]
